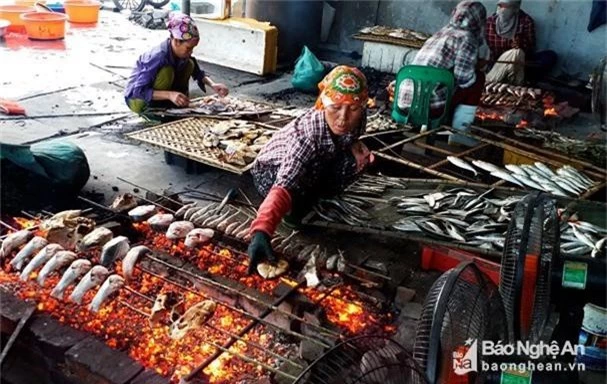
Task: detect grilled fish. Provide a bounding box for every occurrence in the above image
[175,202,197,219]
[77,227,114,252]
[20,244,64,281]
[89,275,124,313]
[40,210,82,231]
[110,193,138,212]
[0,230,34,260]
[148,213,175,232]
[122,245,151,281]
[184,228,214,248]
[446,156,477,176]
[50,259,92,300]
[70,265,110,304]
[216,211,242,232]
[128,205,157,222]
[10,236,48,271]
[257,259,289,279]
[99,236,129,267]
[37,251,77,286]
[224,220,243,236]
[149,292,181,325]
[166,221,195,240]
[169,300,217,340]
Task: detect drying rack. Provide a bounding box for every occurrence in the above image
[126,117,278,175]
[369,125,606,200]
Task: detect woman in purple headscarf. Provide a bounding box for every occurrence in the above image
[124,13,229,114]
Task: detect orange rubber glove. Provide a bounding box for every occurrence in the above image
[249,186,292,237]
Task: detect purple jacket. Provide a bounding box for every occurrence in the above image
[124,39,205,103]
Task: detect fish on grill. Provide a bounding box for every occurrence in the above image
[184,228,215,248]
[166,221,195,240]
[10,236,48,271]
[446,156,477,176]
[257,259,289,279]
[77,227,114,252]
[40,210,82,231]
[100,236,130,267]
[122,245,152,281]
[169,300,217,340]
[147,213,175,232]
[128,205,157,222]
[0,230,34,260]
[175,202,197,219]
[149,292,181,325]
[70,265,110,305]
[89,274,125,313]
[37,251,78,286]
[50,259,92,300]
[110,193,138,213]
[20,243,64,281]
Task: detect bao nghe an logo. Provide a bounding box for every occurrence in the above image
[453,338,478,375]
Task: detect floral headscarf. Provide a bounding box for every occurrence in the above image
[448,1,487,34]
[314,66,369,110]
[167,13,200,41]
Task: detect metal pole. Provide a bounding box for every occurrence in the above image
[373,151,462,182]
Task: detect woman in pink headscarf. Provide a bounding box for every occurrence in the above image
[125,13,229,114]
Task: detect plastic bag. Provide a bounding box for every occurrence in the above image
[291,46,326,93]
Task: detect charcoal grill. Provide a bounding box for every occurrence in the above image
[0,184,396,383]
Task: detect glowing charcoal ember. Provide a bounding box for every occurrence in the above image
[0,214,394,383]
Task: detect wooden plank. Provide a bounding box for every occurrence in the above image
[192,17,277,75]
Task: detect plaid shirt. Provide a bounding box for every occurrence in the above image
[486,11,535,62]
[252,109,364,195]
[397,27,480,110]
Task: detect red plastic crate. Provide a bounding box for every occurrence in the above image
[421,245,501,285]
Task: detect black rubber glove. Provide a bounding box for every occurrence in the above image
[247,231,275,275]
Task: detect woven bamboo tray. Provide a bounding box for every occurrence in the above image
[127,117,271,175]
[146,96,275,120]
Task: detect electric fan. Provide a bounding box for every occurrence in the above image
[294,335,428,384]
[413,261,508,384]
[499,192,558,343]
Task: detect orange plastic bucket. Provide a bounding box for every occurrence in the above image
[0,5,35,32]
[20,12,67,40]
[63,0,100,24]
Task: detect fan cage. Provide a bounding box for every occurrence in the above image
[294,335,429,384]
[499,192,557,342]
[413,261,507,384]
